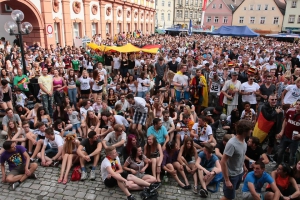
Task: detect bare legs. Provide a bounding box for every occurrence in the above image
[59,154,77,182]
[149,157,161,182]
[5,163,38,183]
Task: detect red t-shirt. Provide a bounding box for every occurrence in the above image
[284,108,300,139]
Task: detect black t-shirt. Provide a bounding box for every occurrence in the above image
[128,60,135,69]
[245,145,263,170]
[259,84,276,102]
[104,55,113,66]
[168,61,179,73]
[80,138,101,155]
[215,141,225,155]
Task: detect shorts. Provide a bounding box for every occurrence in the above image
[8,164,27,176]
[193,139,205,147]
[133,111,147,125]
[72,123,81,130]
[87,69,93,73]
[92,89,102,94]
[45,148,58,158]
[175,90,190,102]
[104,172,128,188]
[81,89,90,95]
[223,173,243,200]
[170,85,174,88]
[242,191,266,200]
[136,172,146,179]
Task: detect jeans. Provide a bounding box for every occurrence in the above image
[120,67,128,77]
[54,91,65,106]
[208,92,218,107]
[277,135,299,166]
[68,88,77,107]
[41,94,54,117]
[137,91,147,98]
[155,76,165,91]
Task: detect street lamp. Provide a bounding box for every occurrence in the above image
[4,10,33,75]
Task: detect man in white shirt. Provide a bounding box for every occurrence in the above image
[102,124,127,155]
[263,60,277,72]
[172,65,189,104]
[107,113,129,131]
[281,77,300,105]
[38,67,54,117]
[161,110,175,142]
[37,128,64,167]
[115,93,130,112]
[113,52,121,75]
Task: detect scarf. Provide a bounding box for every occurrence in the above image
[176,71,183,75]
[106,156,119,172]
[198,122,207,136]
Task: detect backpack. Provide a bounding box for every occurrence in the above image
[71,166,81,181]
[140,188,158,200]
[215,121,227,143]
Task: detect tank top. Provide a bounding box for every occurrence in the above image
[53,78,63,91]
[128,83,136,93]
[3,91,10,102]
[42,117,49,125]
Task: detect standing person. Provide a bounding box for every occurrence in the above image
[172,65,189,104]
[1,141,38,190]
[126,93,149,139]
[53,69,66,106]
[38,67,54,117]
[220,120,254,200]
[276,99,300,167]
[154,57,167,92]
[65,69,77,109]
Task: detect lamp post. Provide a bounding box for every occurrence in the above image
[4,10,33,75]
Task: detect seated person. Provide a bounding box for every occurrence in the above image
[210,114,231,143]
[267,163,300,200]
[101,146,159,200]
[215,134,232,160]
[77,131,102,181]
[195,143,222,198]
[242,161,280,200]
[176,114,192,147]
[292,161,300,189]
[107,112,130,132]
[66,106,83,137]
[241,101,256,123]
[201,106,223,124]
[245,136,269,171]
[27,122,47,162]
[1,141,38,190]
[6,120,26,147]
[147,118,169,150]
[37,127,64,167]
[102,124,127,155]
[191,115,216,150]
[1,108,22,137]
[161,110,176,142]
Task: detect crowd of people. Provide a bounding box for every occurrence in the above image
[0,33,300,200]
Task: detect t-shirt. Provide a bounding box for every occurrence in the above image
[80,138,101,155]
[128,97,148,114]
[223,136,247,176]
[113,57,121,70]
[192,123,213,142]
[38,75,53,95]
[283,85,300,105]
[0,145,26,171]
[15,93,27,107]
[216,141,225,154]
[245,146,263,168]
[284,108,300,139]
[155,63,167,78]
[259,84,276,102]
[68,111,80,125]
[114,115,129,127]
[2,114,21,127]
[222,80,241,105]
[101,156,121,181]
[44,134,64,149]
[161,117,174,131]
[147,125,168,144]
[173,73,189,91]
[104,131,127,145]
[241,109,256,121]
[78,77,91,90]
[242,171,274,193]
[240,82,260,104]
[80,106,94,121]
[137,78,150,92]
[198,151,218,171]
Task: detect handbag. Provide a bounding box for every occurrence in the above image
[71,166,81,181]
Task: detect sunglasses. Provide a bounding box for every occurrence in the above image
[270,99,277,101]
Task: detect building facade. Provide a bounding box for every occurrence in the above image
[0,0,155,47]
[232,0,286,34]
[203,0,242,28]
[282,0,300,33]
[155,0,174,28]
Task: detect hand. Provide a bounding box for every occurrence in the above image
[262,95,268,99]
[225,179,233,190]
[170,169,177,175]
[131,169,137,175]
[276,132,283,139]
[25,168,31,176]
[162,145,166,151]
[106,174,112,179]
[293,134,300,140]
[275,108,282,113]
[140,168,146,173]
[186,166,192,173]
[179,165,183,171]
[84,155,91,162]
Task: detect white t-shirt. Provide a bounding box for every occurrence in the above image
[78,77,91,90]
[113,57,121,70]
[222,80,241,105]
[137,78,150,92]
[192,123,213,142]
[114,115,129,127]
[80,106,94,121]
[91,75,105,91]
[101,156,121,181]
[97,68,107,76]
[240,82,260,104]
[241,109,256,120]
[43,134,64,149]
[173,74,189,91]
[15,93,27,107]
[283,85,300,105]
[115,100,130,112]
[128,97,148,114]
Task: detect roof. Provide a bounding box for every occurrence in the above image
[223,0,244,12]
[208,25,260,37]
[274,0,286,15]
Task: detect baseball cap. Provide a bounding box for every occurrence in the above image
[220,114,227,121]
[206,111,213,116]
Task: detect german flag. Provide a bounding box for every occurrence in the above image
[17,77,27,85]
[253,112,275,143]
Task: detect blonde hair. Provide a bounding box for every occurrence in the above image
[63,134,77,154]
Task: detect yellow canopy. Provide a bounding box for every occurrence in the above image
[87,43,158,54]
[115,43,141,53]
[141,48,159,54]
[87,43,99,50]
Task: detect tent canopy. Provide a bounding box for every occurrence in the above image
[87,43,159,53]
[209,26,259,37]
[265,33,300,38]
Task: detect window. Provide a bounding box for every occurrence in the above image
[212,4,216,8]
[190,11,193,18]
[265,4,268,10]
[298,15,300,23]
[176,10,180,18]
[260,17,265,24]
[155,13,158,20]
[180,10,183,18]
[239,16,244,24]
[219,4,222,8]
[140,23,143,31]
[168,13,171,21]
[184,10,188,18]
[250,17,255,24]
[127,23,130,32]
[105,23,110,34]
[178,0,180,4]
[73,22,80,38]
[250,5,253,10]
[257,5,261,10]
[244,7,246,10]
[162,1,164,6]
[272,7,275,10]
[292,1,297,8]
[185,0,188,5]
[207,16,211,22]
[195,0,198,5]
[54,23,60,44]
[273,17,279,24]
[91,23,97,36]
[194,12,197,18]
[117,23,121,33]
[289,15,295,23]
[214,16,219,23]
[168,1,171,7]
[223,17,228,24]
[161,13,164,21]
[190,0,193,5]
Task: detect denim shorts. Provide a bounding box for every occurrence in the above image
[175,90,190,102]
[45,148,58,158]
[223,173,243,200]
[72,123,81,130]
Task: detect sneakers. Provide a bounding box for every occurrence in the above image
[149,182,161,192]
[89,170,96,180]
[29,173,37,179]
[127,195,136,200]
[30,158,37,163]
[81,171,88,181]
[51,161,60,167]
[199,188,208,198]
[12,182,20,190]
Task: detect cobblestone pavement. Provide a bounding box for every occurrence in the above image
[0,138,275,200]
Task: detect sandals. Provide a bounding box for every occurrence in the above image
[58,178,62,183]
[62,178,68,184]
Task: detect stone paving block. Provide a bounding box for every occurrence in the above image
[75,192,86,198]
[85,193,97,200]
[62,189,76,196]
[30,183,41,190]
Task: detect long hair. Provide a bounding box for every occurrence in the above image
[7,120,18,139]
[86,110,99,127]
[130,146,143,162]
[68,69,76,82]
[182,137,194,157]
[63,134,76,154]
[166,140,176,158]
[125,134,136,155]
[37,106,46,122]
[145,135,158,158]
[93,70,99,80]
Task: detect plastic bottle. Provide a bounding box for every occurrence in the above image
[163,171,168,183]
